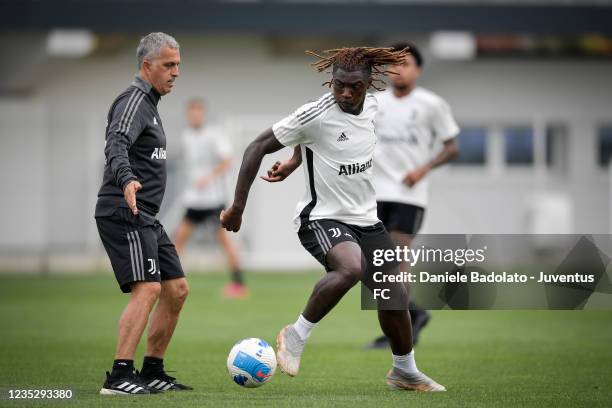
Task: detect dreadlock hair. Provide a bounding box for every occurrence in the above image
[305,47,409,91]
[391,42,423,67]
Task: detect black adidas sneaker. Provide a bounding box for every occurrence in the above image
[100,371,161,395]
[139,370,193,391]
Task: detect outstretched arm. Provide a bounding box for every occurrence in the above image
[261,145,302,183]
[220,128,285,232]
[403,138,459,187]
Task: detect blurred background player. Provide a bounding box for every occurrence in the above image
[365,43,459,349]
[173,99,247,298]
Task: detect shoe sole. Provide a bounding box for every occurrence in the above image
[386,377,446,392]
[100,388,149,396]
[144,384,191,392]
[276,325,298,377]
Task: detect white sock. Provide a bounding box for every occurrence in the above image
[392,350,418,374]
[293,314,317,341]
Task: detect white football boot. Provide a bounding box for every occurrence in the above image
[276,325,305,377]
[386,367,447,392]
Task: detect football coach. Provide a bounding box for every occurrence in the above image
[95,32,191,395]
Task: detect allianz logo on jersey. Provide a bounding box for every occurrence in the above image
[151,147,167,160]
[338,158,372,176]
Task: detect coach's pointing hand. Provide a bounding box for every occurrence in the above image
[123,180,142,215]
[220,205,243,232]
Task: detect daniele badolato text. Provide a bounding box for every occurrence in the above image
[372,270,595,284]
[370,246,596,285]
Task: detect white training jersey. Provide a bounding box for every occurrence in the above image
[181,123,232,209]
[372,87,459,208]
[272,92,379,231]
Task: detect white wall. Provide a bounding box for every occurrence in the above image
[423,59,612,234]
[0,34,610,270]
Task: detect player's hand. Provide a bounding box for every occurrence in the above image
[403,166,430,187]
[123,180,142,215]
[261,160,297,183]
[220,205,243,232]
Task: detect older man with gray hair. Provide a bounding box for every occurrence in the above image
[95,32,192,395]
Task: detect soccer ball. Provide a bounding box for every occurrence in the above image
[227,338,277,388]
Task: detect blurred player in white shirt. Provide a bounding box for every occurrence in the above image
[174,99,247,298]
[366,43,459,349]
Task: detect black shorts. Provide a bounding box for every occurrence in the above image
[377,201,425,235]
[184,206,224,225]
[96,208,185,293]
[298,219,395,274]
[298,219,407,309]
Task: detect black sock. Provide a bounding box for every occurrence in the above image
[141,356,164,374]
[111,359,134,378]
[231,268,244,285]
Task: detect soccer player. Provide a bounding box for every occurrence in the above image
[95,32,192,395]
[366,43,459,349]
[221,47,446,391]
[173,99,247,298]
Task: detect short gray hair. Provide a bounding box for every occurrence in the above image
[136,32,179,68]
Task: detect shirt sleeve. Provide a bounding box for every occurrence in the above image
[104,90,147,190]
[272,100,322,147]
[431,97,460,142]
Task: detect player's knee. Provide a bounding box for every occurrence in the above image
[132,282,162,305]
[336,258,363,286]
[174,279,189,304]
[328,243,364,285]
[377,283,409,310]
[164,279,189,311]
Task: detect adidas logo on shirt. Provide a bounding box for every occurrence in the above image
[337,132,349,142]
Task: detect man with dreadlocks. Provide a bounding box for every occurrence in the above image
[221,47,446,392]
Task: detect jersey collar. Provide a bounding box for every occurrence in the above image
[132,76,161,105]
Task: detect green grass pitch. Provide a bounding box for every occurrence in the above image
[0,272,611,407]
